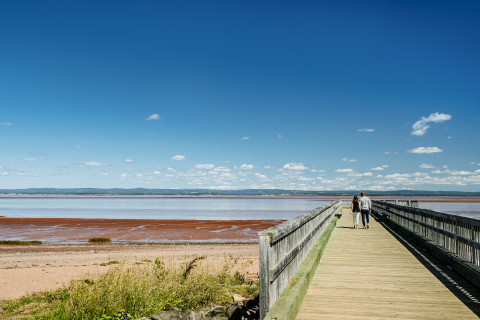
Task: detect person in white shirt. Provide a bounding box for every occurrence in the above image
[359,192,372,229]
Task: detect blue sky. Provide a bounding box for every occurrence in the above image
[1,0,479,191]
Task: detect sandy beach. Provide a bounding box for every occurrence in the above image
[0,217,283,301]
[0,242,260,300]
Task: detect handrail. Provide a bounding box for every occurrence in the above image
[372,200,480,267]
[258,200,342,319]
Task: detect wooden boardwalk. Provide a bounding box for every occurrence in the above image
[296,209,480,320]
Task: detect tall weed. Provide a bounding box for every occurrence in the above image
[0,256,258,320]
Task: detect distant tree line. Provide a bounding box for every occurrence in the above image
[0,188,479,197]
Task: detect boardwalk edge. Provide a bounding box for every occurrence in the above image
[263,216,338,320]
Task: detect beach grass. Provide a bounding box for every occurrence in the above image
[88,238,112,243]
[0,256,258,320]
[0,240,42,245]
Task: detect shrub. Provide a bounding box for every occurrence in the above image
[0,256,259,320]
[88,238,112,243]
[0,240,42,245]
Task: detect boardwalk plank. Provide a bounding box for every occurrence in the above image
[296,208,479,320]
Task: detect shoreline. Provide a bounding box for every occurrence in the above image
[0,217,284,244]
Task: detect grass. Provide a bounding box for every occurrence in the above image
[0,240,42,245]
[0,256,259,320]
[88,238,112,243]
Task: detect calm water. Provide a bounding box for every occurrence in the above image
[419,202,480,219]
[1,198,479,220]
[0,198,328,220]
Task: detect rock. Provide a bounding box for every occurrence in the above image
[226,305,238,318]
[151,310,182,320]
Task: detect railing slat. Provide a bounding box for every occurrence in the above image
[373,200,480,267]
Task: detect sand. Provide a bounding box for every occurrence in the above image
[0,242,260,300]
[0,217,284,301]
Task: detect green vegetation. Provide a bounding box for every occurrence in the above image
[98,261,120,267]
[88,238,112,243]
[0,240,42,245]
[0,256,258,320]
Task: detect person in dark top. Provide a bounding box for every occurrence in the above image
[351,195,361,229]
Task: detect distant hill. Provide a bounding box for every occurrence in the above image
[0,188,479,197]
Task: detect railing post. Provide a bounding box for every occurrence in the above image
[259,234,270,320]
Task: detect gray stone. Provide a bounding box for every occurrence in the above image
[151,310,182,320]
[226,305,238,318]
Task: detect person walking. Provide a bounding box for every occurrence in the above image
[359,192,372,229]
[351,195,361,229]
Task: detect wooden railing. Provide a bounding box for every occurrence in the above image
[258,200,342,319]
[372,200,480,267]
[380,199,419,207]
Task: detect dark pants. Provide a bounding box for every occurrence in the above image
[361,209,370,227]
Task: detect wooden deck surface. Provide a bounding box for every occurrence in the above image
[296,208,479,320]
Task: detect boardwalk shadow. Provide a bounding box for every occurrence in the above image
[380,220,480,317]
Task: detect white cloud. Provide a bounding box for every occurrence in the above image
[283,163,308,170]
[335,168,353,173]
[125,159,133,163]
[411,112,452,136]
[240,164,254,170]
[371,167,385,171]
[419,163,435,169]
[408,147,443,154]
[357,128,374,133]
[215,166,231,172]
[342,158,358,162]
[85,161,104,166]
[311,169,326,173]
[146,113,160,121]
[384,151,399,155]
[241,136,250,140]
[349,172,373,177]
[254,172,267,179]
[195,164,215,169]
[277,134,282,140]
[23,158,37,162]
[171,155,186,161]
[1,122,12,126]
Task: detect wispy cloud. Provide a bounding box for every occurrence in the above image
[195,164,215,169]
[146,113,160,121]
[171,155,186,161]
[125,159,133,163]
[240,136,250,140]
[0,122,12,126]
[411,112,451,136]
[357,128,374,133]
[277,134,283,140]
[240,164,254,170]
[420,163,435,169]
[342,158,358,162]
[335,168,353,173]
[283,163,308,170]
[408,147,443,154]
[85,161,105,166]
